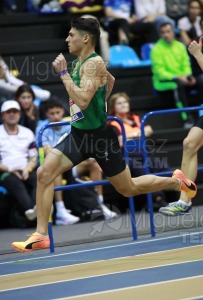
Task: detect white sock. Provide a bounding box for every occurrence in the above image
[98,195,103,204]
[36,232,48,238]
[55,201,65,212]
[178,199,192,206]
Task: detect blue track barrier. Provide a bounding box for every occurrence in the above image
[37,116,137,253]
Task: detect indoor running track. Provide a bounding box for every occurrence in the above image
[0,230,203,300]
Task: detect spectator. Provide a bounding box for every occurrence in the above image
[0,100,37,223]
[150,22,203,127]
[177,0,203,76]
[134,0,175,34]
[36,0,63,13]
[103,0,158,45]
[60,0,110,61]
[108,92,169,209]
[15,84,39,133]
[178,0,203,46]
[60,0,103,18]
[35,99,80,225]
[0,55,51,102]
[166,0,188,24]
[200,0,203,12]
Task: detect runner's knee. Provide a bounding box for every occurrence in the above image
[115,184,134,197]
[37,165,53,185]
[183,136,197,155]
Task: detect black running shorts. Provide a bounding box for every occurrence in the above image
[54,123,126,177]
[194,115,203,129]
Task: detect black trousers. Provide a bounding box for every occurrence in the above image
[0,171,37,212]
[157,75,203,108]
[107,18,158,45]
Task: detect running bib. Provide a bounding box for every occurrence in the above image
[69,98,84,123]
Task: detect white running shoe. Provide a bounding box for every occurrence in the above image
[25,206,37,221]
[100,204,117,220]
[55,208,80,225]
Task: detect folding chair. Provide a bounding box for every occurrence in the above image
[140,43,155,61]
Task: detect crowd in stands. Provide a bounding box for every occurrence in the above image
[1,0,203,228]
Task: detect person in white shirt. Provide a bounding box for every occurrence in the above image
[103,0,158,45]
[134,0,175,32]
[0,100,38,221]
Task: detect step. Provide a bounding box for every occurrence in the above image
[112,76,154,97]
[0,12,69,26]
[0,23,67,43]
[1,39,67,55]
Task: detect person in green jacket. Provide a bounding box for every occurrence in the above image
[151,21,203,127]
[11,17,197,252]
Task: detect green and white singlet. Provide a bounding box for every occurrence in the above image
[69,52,107,130]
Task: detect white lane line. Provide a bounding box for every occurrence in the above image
[52,275,203,300]
[0,262,203,293]
[1,231,203,265]
[1,243,203,278]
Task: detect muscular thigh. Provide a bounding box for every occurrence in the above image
[41,148,74,181]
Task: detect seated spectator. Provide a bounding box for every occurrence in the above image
[177,0,203,76]
[177,0,203,46]
[0,55,51,102]
[15,84,39,133]
[166,0,189,24]
[0,100,38,224]
[150,22,203,127]
[134,0,175,35]
[103,0,159,46]
[108,92,169,209]
[60,0,109,61]
[35,99,80,225]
